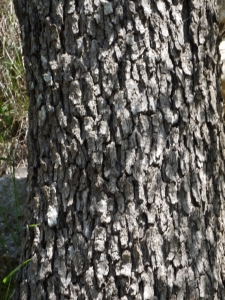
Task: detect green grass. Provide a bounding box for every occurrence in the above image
[0,0,28,177]
[0,0,28,298]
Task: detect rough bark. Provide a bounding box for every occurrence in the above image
[218,0,225,100]
[14,0,225,299]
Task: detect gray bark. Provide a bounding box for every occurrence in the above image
[14,0,225,299]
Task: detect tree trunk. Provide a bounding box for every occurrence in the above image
[14,0,225,299]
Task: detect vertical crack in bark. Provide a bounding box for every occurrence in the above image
[182,0,191,43]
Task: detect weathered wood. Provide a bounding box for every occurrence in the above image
[13,0,225,299]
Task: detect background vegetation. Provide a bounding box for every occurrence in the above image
[0,0,28,178]
[0,0,28,298]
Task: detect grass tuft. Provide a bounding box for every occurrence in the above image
[0,0,28,177]
[0,0,28,299]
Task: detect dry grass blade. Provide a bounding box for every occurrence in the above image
[0,0,28,177]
